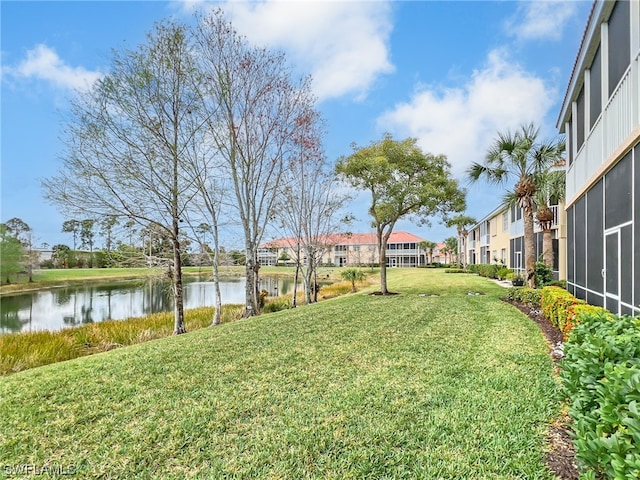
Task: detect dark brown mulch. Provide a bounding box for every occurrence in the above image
[368,291,400,296]
[503,298,579,480]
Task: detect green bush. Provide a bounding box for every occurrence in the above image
[504,287,541,307]
[496,267,513,280]
[561,314,640,479]
[466,264,479,274]
[476,264,500,279]
[535,261,553,287]
[546,280,567,289]
[444,268,468,274]
[564,303,612,340]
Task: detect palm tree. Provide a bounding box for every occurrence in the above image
[446,215,476,269]
[340,268,367,293]
[440,246,449,264]
[467,123,565,288]
[444,236,458,264]
[419,240,437,264]
[535,169,565,269]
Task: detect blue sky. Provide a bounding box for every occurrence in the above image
[1,0,592,250]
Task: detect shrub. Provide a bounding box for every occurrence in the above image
[504,287,541,307]
[541,286,586,331]
[466,264,479,274]
[496,267,513,280]
[564,303,612,340]
[476,264,500,279]
[444,268,467,274]
[546,280,567,289]
[561,314,640,479]
[535,261,553,287]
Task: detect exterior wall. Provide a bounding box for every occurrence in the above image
[258,232,427,268]
[559,0,640,315]
[491,210,510,265]
[465,204,566,280]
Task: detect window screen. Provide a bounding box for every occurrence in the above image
[608,0,631,97]
[576,87,585,151]
[589,46,602,129]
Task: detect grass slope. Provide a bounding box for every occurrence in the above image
[0,270,558,479]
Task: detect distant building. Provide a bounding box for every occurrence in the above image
[259,231,431,267]
[557,0,639,315]
[465,197,567,280]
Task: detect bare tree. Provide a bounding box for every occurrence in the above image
[194,10,318,316]
[43,21,203,334]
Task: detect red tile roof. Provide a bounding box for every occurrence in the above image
[261,231,426,248]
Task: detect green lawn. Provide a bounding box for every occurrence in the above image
[0,269,559,479]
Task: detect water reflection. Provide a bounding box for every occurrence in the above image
[0,276,297,334]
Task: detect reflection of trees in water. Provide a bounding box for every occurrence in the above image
[54,288,73,306]
[1,276,290,335]
[0,294,34,333]
[142,278,173,315]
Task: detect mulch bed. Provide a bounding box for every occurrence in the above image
[504,298,579,480]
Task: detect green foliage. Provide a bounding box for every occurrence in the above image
[476,264,500,279]
[496,267,513,280]
[541,286,586,332]
[336,135,466,293]
[504,287,542,307]
[444,268,468,273]
[0,225,24,283]
[340,268,367,292]
[564,304,613,341]
[535,261,553,287]
[466,264,479,274]
[561,314,640,479]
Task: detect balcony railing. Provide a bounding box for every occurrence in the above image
[567,54,638,202]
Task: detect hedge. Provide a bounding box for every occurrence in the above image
[564,303,613,341]
[561,313,640,479]
[541,286,586,332]
[504,287,541,307]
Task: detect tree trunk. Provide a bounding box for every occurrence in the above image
[292,242,301,308]
[303,247,314,304]
[542,228,554,270]
[211,221,222,326]
[523,206,536,288]
[171,234,186,335]
[377,228,388,295]
[244,248,257,317]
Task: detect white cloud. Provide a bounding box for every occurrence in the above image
[505,0,579,42]
[4,44,102,92]
[198,0,395,101]
[377,49,555,178]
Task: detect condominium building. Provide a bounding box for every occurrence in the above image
[557,0,639,315]
[258,231,428,267]
[465,200,566,280]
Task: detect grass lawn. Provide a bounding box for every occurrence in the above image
[0,269,559,479]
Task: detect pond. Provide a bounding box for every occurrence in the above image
[0,275,300,334]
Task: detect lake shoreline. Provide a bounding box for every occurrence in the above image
[0,266,306,297]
